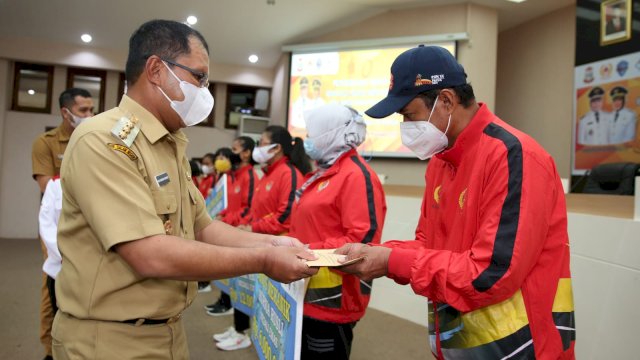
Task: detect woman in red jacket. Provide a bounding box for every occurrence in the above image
[207,138,257,323]
[218,136,257,226]
[289,104,387,360]
[241,125,311,234]
[214,128,311,351]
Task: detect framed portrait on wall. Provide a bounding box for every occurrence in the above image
[601,0,632,46]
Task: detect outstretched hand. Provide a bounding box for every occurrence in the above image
[271,235,305,248]
[335,243,391,281]
[262,247,318,283]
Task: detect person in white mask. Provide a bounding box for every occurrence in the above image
[290,104,387,359]
[30,87,93,360]
[337,45,576,359]
[51,20,317,360]
[32,88,94,193]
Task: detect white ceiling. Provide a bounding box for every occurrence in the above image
[0,0,575,69]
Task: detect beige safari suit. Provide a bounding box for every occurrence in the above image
[51,95,212,359]
[31,124,71,356]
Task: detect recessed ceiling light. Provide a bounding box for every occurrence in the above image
[81,34,92,43]
[186,16,198,25]
[507,0,526,3]
[248,54,259,63]
[27,89,35,95]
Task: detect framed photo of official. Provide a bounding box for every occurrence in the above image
[600,0,632,46]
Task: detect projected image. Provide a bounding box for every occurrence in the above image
[288,42,456,157]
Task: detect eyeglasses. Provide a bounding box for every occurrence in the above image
[161,58,209,88]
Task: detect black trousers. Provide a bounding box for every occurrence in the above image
[220,292,231,307]
[46,276,58,314]
[301,316,356,360]
[234,310,250,332]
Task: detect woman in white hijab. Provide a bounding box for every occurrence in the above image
[289,103,387,359]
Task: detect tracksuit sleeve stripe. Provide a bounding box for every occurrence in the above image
[472,123,523,292]
[241,169,255,217]
[350,156,378,244]
[277,163,297,223]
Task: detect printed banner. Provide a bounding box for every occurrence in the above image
[230,274,256,316]
[213,278,232,295]
[251,275,305,360]
[573,51,640,174]
[205,174,228,217]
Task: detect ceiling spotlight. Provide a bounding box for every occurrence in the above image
[506,0,526,3]
[186,16,198,25]
[81,34,92,43]
[248,54,259,63]
[27,89,35,95]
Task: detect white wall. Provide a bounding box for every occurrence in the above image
[495,6,575,178]
[0,111,61,238]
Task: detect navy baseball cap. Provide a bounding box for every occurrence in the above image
[366,45,467,119]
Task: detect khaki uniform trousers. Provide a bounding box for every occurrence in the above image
[39,237,54,356]
[51,312,189,359]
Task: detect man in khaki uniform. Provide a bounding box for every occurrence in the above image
[51,20,317,359]
[31,87,93,360]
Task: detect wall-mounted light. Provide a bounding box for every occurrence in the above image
[81,34,92,43]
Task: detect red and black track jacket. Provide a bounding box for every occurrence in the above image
[243,157,301,235]
[197,174,215,199]
[290,149,387,323]
[385,104,575,360]
[219,164,257,226]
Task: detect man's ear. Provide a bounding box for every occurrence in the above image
[440,89,457,113]
[145,56,164,87]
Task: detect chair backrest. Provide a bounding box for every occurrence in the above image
[583,162,640,195]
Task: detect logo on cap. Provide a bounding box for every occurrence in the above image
[414,74,432,87]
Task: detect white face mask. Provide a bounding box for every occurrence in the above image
[66,109,91,128]
[201,164,213,175]
[400,96,451,160]
[252,144,277,164]
[157,61,214,127]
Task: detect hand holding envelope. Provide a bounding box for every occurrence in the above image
[305,249,365,267]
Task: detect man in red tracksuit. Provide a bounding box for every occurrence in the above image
[338,45,575,359]
[290,104,387,359]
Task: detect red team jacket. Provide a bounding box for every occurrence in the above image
[219,164,256,226]
[198,174,215,199]
[290,149,387,324]
[243,157,301,234]
[385,104,575,359]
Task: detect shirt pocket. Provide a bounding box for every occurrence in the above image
[151,190,177,215]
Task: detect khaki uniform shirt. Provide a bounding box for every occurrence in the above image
[32,124,72,178]
[55,95,212,321]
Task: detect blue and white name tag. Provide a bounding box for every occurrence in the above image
[155,172,170,187]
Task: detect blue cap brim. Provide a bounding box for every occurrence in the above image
[365,94,415,119]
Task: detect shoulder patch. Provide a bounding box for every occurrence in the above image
[107,143,138,161]
[111,115,140,147]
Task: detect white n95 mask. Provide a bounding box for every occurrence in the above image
[400,96,450,160]
[66,109,91,128]
[158,61,214,127]
[252,144,277,164]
